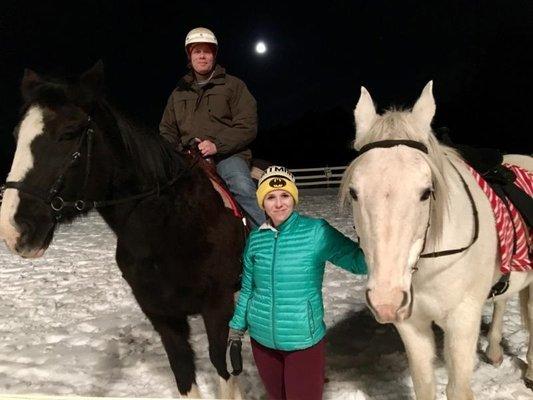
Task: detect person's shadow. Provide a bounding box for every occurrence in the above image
[325,308,429,399]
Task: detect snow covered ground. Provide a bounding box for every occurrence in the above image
[0,189,531,399]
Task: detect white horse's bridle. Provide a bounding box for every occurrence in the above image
[355,139,480,263]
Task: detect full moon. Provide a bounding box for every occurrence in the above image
[255,41,267,55]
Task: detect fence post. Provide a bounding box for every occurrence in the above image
[324,166,332,188]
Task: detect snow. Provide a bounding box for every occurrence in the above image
[0,189,531,399]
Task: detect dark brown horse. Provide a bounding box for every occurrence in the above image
[0,61,245,398]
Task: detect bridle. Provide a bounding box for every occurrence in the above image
[1,116,196,221]
[355,139,479,264]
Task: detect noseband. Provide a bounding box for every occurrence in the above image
[1,116,193,221]
[355,139,479,260]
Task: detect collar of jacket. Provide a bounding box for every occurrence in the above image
[258,211,299,233]
[181,64,226,88]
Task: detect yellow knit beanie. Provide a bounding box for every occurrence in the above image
[256,166,299,209]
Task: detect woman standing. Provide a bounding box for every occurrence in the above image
[228,166,367,400]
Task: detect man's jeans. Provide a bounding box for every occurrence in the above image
[217,155,265,228]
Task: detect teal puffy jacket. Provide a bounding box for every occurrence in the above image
[229,212,367,351]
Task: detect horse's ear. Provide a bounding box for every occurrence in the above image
[411,81,436,131]
[21,68,43,100]
[353,86,377,149]
[80,60,105,98]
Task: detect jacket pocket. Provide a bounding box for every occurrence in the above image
[245,297,254,322]
[206,92,232,120]
[307,300,316,337]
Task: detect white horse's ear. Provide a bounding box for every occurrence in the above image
[354,86,377,146]
[412,81,436,130]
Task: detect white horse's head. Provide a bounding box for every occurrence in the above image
[341,82,452,324]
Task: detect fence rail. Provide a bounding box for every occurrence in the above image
[291,166,347,187]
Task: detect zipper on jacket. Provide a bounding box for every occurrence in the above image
[271,231,279,348]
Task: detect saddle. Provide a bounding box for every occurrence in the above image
[437,129,532,227]
[446,140,533,298]
[181,143,271,233]
[455,145,532,229]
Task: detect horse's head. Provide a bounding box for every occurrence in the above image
[0,61,109,258]
[341,82,449,324]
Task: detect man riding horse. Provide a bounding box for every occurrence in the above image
[159,27,265,228]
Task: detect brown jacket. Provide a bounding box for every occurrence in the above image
[159,65,257,162]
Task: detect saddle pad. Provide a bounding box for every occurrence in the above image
[467,163,532,274]
[208,177,244,219]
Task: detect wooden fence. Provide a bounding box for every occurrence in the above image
[291,166,347,188]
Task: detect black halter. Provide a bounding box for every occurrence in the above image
[357,140,429,157]
[354,139,479,259]
[1,116,193,221]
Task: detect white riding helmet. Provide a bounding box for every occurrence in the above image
[185,27,218,53]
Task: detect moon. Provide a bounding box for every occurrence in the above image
[255,41,267,55]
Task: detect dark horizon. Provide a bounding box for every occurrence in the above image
[1,1,532,176]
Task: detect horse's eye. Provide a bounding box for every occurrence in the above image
[349,187,358,201]
[58,129,81,141]
[420,188,433,201]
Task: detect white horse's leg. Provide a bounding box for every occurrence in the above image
[486,299,506,366]
[218,375,243,399]
[524,284,533,388]
[443,301,481,400]
[396,319,436,400]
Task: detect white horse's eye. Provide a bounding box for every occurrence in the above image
[420,188,433,201]
[349,187,358,201]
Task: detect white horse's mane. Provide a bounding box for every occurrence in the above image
[340,108,463,243]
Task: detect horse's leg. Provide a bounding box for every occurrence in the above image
[148,314,200,398]
[395,318,436,400]
[202,288,243,400]
[443,300,482,400]
[486,299,506,366]
[523,284,533,389]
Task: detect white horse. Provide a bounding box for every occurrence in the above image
[340,81,533,400]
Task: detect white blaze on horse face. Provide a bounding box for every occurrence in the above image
[0,106,45,251]
[351,148,432,322]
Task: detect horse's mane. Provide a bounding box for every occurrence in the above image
[98,101,184,188]
[22,77,184,190]
[340,108,463,243]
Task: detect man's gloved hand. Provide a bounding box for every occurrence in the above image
[228,328,245,375]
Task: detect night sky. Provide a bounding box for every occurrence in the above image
[1,1,532,177]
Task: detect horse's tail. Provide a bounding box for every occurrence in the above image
[519,286,530,329]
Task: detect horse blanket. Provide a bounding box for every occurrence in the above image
[468,163,533,274]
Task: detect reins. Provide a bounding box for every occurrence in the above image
[419,162,479,258]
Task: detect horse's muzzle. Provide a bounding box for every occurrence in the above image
[366,288,412,323]
[5,218,53,259]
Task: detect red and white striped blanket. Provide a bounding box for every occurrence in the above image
[467,163,532,274]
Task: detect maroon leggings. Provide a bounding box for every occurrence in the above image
[251,338,325,400]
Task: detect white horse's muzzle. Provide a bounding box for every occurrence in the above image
[366,287,413,323]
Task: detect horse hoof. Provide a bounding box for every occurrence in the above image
[525,378,533,390]
[489,355,503,367]
[482,350,503,366]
